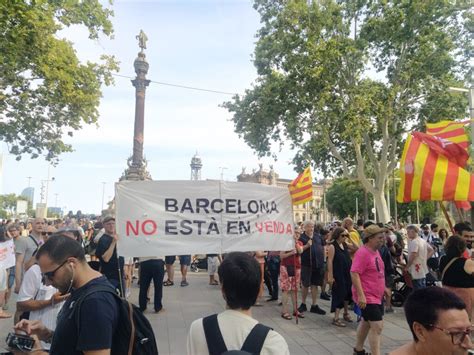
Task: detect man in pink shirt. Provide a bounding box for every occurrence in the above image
[351,224,386,355]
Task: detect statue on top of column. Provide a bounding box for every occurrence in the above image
[136,30,148,52]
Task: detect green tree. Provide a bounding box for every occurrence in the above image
[0,193,27,217]
[0,1,119,162]
[223,0,471,222]
[326,178,372,220]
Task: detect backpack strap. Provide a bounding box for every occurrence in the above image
[69,284,124,344]
[202,314,227,355]
[441,257,460,282]
[241,323,271,354]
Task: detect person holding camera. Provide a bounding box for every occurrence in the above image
[13,234,120,355]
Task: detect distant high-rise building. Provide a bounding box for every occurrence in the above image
[190,152,203,181]
[21,187,34,204]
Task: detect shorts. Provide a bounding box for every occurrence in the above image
[207,256,219,275]
[279,265,301,291]
[165,255,191,266]
[361,304,384,322]
[301,266,324,287]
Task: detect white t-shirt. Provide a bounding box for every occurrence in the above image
[408,237,429,280]
[187,310,289,355]
[17,265,64,331]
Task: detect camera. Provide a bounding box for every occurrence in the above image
[6,333,35,352]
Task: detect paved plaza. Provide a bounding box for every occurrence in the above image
[0,268,413,354]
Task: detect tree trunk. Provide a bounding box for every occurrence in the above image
[363,188,368,221]
[373,188,390,223]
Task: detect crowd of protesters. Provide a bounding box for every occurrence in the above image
[2,215,474,354]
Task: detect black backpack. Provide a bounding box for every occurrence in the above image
[203,314,271,355]
[71,284,158,355]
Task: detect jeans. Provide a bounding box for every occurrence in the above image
[139,259,165,311]
[267,256,281,299]
[412,278,426,290]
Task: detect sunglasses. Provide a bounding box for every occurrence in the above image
[42,259,68,283]
[341,234,349,237]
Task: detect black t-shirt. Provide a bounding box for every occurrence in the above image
[50,276,119,354]
[440,256,474,288]
[96,234,124,281]
[300,232,324,269]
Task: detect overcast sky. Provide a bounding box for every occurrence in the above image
[1,0,301,215]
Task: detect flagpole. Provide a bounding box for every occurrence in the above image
[440,202,455,235]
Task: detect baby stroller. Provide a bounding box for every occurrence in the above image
[190,255,208,272]
[391,264,413,307]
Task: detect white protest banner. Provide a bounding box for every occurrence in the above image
[116,180,294,257]
[0,240,15,269]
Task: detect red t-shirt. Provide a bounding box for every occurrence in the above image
[281,241,303,268]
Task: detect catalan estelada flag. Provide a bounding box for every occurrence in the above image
[426,120,470,150]
[397,134,474,203]
[288,167,313,205]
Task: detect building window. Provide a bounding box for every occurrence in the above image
[302,213,306,221]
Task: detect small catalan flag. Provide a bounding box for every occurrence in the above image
[288,167,313,205]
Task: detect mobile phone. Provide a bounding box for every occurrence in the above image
[5,332,35,352]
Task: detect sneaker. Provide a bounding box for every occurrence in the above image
[385,307,394,313]
[320,292,331,301]
[297,303,307,313]
[353,348,368,355]
[310,304,326,315]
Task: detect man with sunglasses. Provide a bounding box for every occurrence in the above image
[391,287,473,355]
[351,224,387,355]
[14,234,120,355]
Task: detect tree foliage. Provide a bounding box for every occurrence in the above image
[0,1,119,162]
[0,193,27,217]
[326,178,372,219]
[223,0,471,222]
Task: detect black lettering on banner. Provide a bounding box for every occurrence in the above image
[227,221,238,234]
[237,200,247,214]
[271,201,279,213]
[239,221,251,234]
[180,220,193,235]
[194,220,205,235]
[196,198,210,213]
[165,220,178,235]
[211,199,224,213]
[259,201,269,213]
[181,198,194,213]
[165,198,178,212]
[248,200,258,214]
[207,218,219,234]
[226,199,237,213]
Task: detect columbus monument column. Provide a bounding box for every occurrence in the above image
[121,29,152,181]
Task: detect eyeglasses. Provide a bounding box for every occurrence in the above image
[427,324,474,345]
[42,259,68,283]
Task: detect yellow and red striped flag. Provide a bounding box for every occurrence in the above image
[288,167,313,205]
[397,134,474,203]
[426,120,470,150]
